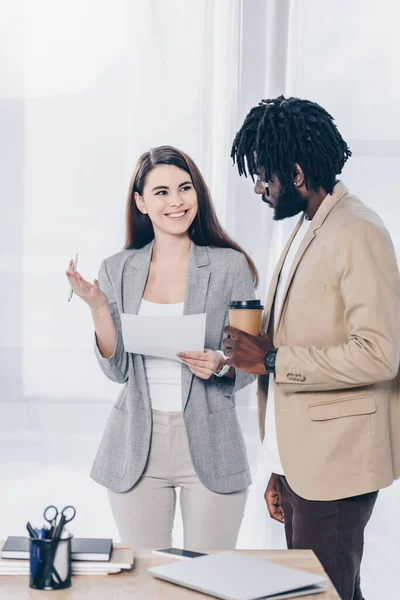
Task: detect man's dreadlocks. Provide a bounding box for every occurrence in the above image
[231,96,351,194]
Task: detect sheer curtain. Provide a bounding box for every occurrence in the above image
[0,0,243,540]
[1,1,399,596]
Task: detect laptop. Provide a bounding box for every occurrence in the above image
[148,551,327,600]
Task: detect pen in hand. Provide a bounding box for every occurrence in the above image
[67,254,78,302]
[65,260,108,311]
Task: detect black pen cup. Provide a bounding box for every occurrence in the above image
[29,534,72,590]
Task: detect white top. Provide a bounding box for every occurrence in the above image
[263,216,312,475]
[138,299,184,412]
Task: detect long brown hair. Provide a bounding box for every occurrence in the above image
[125,145,258,287]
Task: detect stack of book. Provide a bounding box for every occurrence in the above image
[0,537,134,576]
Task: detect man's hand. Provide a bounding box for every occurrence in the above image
[264,473,285,523]
[223,326,273,374]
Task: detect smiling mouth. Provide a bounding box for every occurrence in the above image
[165,209,189,220]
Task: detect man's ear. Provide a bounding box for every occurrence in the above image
[292,163,305,188]
[134,191,147,214]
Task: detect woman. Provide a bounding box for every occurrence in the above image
[66,146,258,549]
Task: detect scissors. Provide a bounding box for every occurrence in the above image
[43,505,76,536]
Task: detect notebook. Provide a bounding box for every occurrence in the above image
[0,544,134,576]
[149,551,327,600]
[1,536,112,562]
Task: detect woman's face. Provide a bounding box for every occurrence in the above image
[134,165,198,237]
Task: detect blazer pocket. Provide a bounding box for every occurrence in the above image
[308,394,376,421]
[113,383,128,410]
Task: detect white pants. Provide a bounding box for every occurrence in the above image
[108,410,247,549]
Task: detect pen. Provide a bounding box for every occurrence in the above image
[27,524,42,585]
[26,521,38,539]
[67,253,78,302]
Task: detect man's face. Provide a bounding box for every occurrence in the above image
[254,168,307,221]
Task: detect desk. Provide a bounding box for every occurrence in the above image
[0,547,340,599]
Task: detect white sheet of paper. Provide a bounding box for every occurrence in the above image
[120,312,207,361]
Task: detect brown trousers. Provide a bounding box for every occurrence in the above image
[279,476,378,600]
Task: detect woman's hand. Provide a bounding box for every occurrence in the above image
[177,349,223,380]
[65,259,108,311]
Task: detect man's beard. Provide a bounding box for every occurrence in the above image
[273,185,308,221]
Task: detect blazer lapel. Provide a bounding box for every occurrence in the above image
[123,241,154,315]
[273,181,350,339]
[273,224,316,338]
[121,242,154,414]
[182,243,211,411]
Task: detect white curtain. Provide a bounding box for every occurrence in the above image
[0,0,243,540]
[1,1,399,597]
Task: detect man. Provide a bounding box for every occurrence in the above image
[223,96,400,600]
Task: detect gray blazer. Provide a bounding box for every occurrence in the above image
[90,241,256,494]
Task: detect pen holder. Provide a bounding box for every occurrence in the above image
[29,534,72,590]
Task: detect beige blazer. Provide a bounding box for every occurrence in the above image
[258,181,400,501]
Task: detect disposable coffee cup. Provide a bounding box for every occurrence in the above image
[228,300,264,335]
